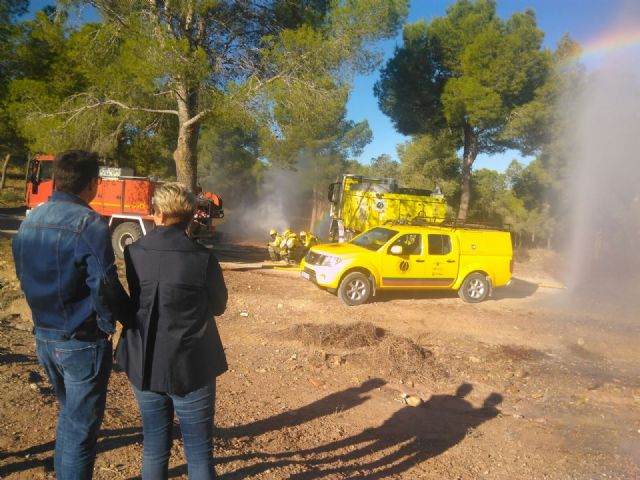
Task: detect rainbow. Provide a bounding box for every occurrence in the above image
[563,28,640,66]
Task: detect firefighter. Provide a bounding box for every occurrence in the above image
[281,228,301,264]
[281,227,292,259]
[300,230,318,248]
[267,228,283,261]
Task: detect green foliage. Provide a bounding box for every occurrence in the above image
[507,159,549,210]
[120,117,177,178]
[343,159,370,176]
[256,0,407,172]
[8,0,408,190]
[1,1,574,249]
[0,0,28,83]
[375,0,551,219]
[500,34,586,244]
[0,185,23,207]
[258,82,352,168]
[377,0,550,141]
[468,169,511,223]
[197,112,263,208]
[366,154,399,179]
[297,118,373,193]
[7,13,130,156]
[397,133,460,200]
[468,163,555,247]
[0,0,28,153]
[259,47,374,193]
[505,34,584,156]
[373,20,445,135]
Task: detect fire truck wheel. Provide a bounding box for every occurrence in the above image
[458,272,489,303]
[338,272,371,306]
[112,222,143,259]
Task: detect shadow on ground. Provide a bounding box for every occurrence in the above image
[492,278,539,300]
[0,427,142,477]
[215,381,503,479]
[0,380,503,479]
[210,243,268,264]
[0,207,25,238]
[368,277,538,304]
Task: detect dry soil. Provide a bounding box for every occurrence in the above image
[0,229,639,479]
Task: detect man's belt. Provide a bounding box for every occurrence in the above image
[73,316,108,341]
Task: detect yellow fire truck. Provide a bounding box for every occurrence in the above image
[328,174,447,242]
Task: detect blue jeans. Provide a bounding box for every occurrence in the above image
[132,383,217,480]
[34,328,112,480]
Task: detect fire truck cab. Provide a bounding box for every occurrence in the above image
[25,154,224,258]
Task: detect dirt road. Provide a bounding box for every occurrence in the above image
[0,219,639,478]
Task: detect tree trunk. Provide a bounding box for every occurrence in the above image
[0,154,10,189]
[173,82,200,192]
[457,122,478,221]
[174,124,200,191]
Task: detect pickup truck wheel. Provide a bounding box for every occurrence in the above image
[112,222,142,259]
[338,272,371,306]
[458,272,489,303]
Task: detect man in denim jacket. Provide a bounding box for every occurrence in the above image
[13,150,130,479]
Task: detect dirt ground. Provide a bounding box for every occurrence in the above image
[1,215,639,479]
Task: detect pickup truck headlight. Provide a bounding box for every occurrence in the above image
[320,255,342,267]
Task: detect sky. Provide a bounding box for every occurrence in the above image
[26,0,640,172]
[347,0,640,171]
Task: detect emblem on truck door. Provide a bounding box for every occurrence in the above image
[399,260,409,272]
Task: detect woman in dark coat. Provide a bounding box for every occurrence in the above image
[116,183,228,480]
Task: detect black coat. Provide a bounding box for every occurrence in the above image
[115,226,228,395]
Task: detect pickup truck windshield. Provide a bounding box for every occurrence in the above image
[351,227,398,251]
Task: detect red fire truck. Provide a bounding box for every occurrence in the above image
[25,154,224,258]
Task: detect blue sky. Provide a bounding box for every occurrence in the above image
[347,0,640,171]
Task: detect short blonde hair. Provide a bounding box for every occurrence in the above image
[152,182,197,225]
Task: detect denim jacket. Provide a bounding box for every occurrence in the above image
[13,191,127,335]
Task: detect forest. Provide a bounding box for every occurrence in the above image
[0,0,588,247]
[1,5,640,476]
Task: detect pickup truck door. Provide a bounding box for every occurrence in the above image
[422,233,458,287]
[380,233,430,288]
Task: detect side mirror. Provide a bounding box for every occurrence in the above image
[328,183,339,202]
[390,245,403,255]
[28,160,40,194]
[28,160,40,182]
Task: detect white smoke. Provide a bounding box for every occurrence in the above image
[217,167,312,242]
[565,46,640,304]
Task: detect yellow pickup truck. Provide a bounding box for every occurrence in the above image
[300,224,513,305]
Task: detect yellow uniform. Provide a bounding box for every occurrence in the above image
[300,231,318,248]
[267,229,283,261]
[281,229,303,264]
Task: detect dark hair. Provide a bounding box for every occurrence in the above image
[53,150,100,194]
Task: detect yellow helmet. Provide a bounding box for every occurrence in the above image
[300,230,307,238]
[284,227,291,235]
[269,229,277,235]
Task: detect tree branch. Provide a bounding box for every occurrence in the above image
[182,109,212,129]
[41,95,179,124]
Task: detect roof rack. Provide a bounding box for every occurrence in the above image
[385,216,510,232]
